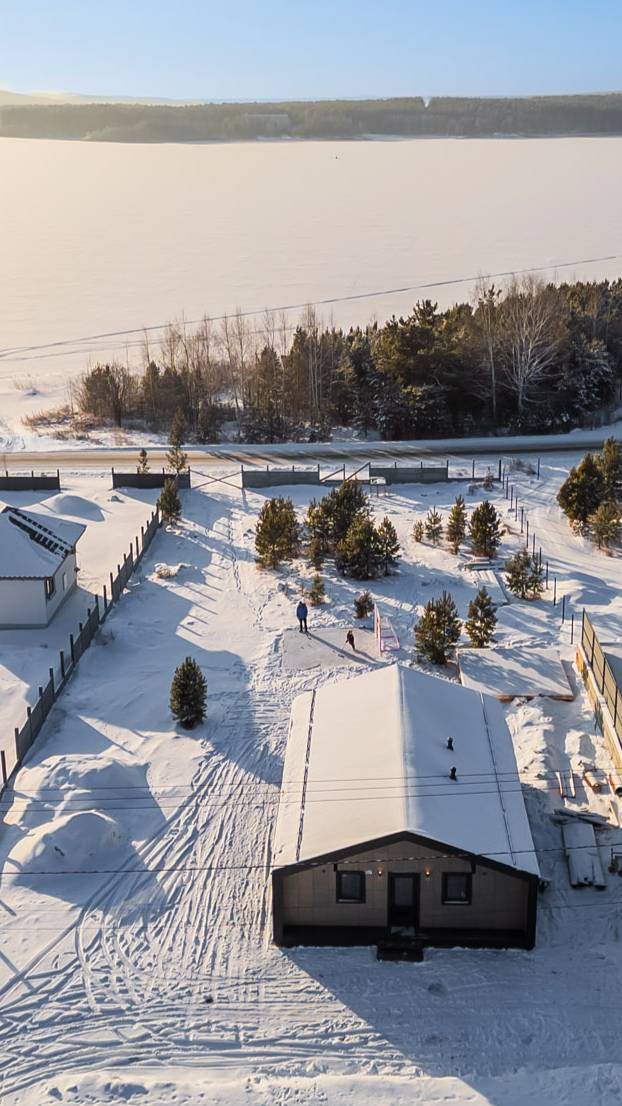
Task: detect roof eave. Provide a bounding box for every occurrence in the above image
[273,828,540,883]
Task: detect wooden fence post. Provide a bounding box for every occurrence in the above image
[60,650,65,680]
[0,749,6,786]
[69,633,75,663]
[49,667,55,693]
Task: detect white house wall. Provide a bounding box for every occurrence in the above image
[0,552,77,628]
[45,552,77,622]
[0,578,47,628]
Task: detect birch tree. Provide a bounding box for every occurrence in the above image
[499,275,564,415]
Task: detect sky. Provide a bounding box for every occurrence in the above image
[0,0,621,101]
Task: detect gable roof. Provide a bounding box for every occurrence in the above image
[273,664,539,878]
[0,507,85,580]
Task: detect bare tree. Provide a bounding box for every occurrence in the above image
[498,275,565,415]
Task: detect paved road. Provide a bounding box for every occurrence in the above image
[0,425,616,472]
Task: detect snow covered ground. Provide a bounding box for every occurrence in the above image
[2,458,622,1104]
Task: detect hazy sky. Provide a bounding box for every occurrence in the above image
[1,0,621,101]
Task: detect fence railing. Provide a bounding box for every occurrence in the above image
[1,506,161,794]
[581,610,622,748]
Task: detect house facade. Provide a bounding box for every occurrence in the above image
[0,507,85,628]
[272,665,539,951]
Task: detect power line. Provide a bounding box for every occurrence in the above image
[0,780,615,815]
[4,832,622,878]
[1,249,620,360]
[5,765,614,793]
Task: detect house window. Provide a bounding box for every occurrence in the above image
[336,870,365,904]
[44,577,56,601]
[442,873,472,905]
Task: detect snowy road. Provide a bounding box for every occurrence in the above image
[1,467,622,1103]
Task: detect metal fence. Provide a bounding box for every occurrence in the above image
[1,506,161,793]
[0,470,61,491]
[111,469,191,489]
[581,610,622,746]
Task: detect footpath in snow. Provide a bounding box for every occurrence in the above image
[0,457,622,1104]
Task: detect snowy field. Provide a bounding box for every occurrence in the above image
[1,135,622,453]
[2,458,622,1104]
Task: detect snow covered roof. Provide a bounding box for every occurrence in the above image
[0,506,85,579]
[273,664,539,878]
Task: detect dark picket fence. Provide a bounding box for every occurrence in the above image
[0,470,61,491]
[1,506,161,794]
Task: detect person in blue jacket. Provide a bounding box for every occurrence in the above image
[296,599,308,634]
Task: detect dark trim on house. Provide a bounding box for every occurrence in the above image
[272,829,539,951]
[280,924,533,951]
[274,828,538,884]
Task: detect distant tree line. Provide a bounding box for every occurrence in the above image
[72,275,622,443]
[3,94,622,141]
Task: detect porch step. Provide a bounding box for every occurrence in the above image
[376,938,425,962]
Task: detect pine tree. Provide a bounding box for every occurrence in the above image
[424,507,443,544]
[329,480,371,546]
[167,408,188,474]
[415,590,461,665]
[465,587,497,647]
[170,656,207,728]
[354,590,374,619]
[336,516,382,579]
[255,497,300,568]
[305,498,332,565]
[158,478,181,523]
[505,549,544,599]
[557,453,605,532]
[598,437,622,502]
[590,501,622,550]
[376,516,401,575]
[413,519,425,542]
[469,500,502,558]
[305,481,370,558]
[446,495,467,554]
[308,573,326,606]
[138,447,149,473]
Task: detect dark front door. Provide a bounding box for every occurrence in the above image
[388,873,420,935]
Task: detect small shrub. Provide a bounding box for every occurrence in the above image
[354,590,374,619]
[308,573,325,606]
[170,656,207,728]
[424,507,443,544]
[413,519,425,542]
[158,478,181,524]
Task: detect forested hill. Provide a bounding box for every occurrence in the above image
[2,94,622,141]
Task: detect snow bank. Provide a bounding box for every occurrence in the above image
[21,753,147,797]
[8,810,127,878]
[40,493,105,521]
[29,1066,622,1106]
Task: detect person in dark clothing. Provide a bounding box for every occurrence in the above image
[346,629,356,651]
[296,599,308,633]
